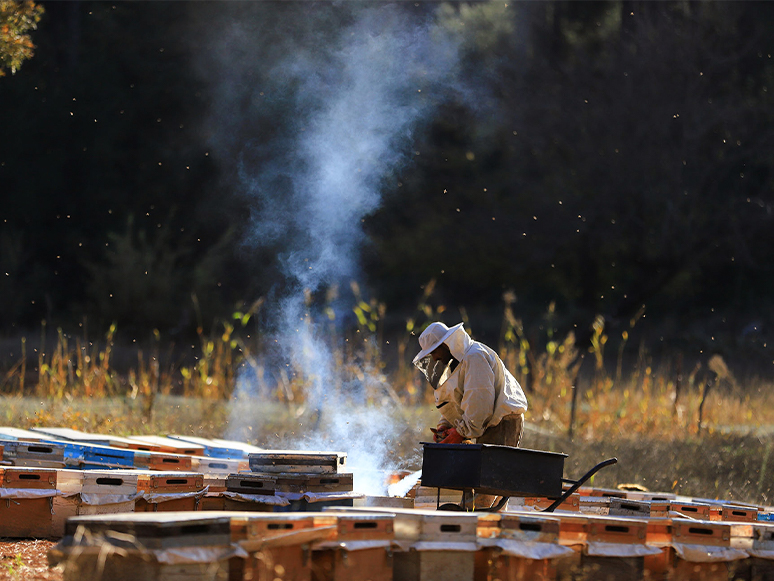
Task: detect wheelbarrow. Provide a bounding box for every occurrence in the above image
[420,442,617,512]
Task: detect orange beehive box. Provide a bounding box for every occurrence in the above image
[644,518,750,581]
[320,506,479,581]
[516,493,580,512]
[0,466,57,489]
[476,511,566,581]
[133,471,206,512]
[227,512,338,581]
[709,504,758,522]
[582,514,651,581]
[650,500,713,520]
[311,513,394,581]
[133,449,194,471]
[0,467,59,538]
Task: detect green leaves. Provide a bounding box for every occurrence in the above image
[0,0,43,76]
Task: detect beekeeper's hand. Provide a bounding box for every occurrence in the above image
[431,428,447,443]
[439,428,464,444]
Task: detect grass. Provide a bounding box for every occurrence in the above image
[1,287,773,505]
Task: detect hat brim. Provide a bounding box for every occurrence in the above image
[412,323,465,364]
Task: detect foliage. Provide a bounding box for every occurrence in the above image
[0,0,42,76]
[0,1,772,372]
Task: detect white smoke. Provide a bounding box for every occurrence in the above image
[200,4,460,495]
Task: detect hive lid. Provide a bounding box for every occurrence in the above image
[249,450,347,474]
[63,511,232,549]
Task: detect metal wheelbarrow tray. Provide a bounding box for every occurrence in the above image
[421,442,616,512]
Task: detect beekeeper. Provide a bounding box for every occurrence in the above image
[413,322,528,446]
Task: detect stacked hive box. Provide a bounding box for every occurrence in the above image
[49,511,237,581]
[0,466,59,537]
[0,439,67,468]
[229,511,338,581]
[51,469,139,537]
[644,517,751,581]
[246,450,360,511]
[311,512,394,581]
[132,470,207,511]
[475,512,572,581]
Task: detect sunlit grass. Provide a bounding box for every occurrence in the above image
[2,284,774,504]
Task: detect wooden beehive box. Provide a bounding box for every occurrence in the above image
[622,490,677,502]
[198,473,280,512]
[249,450,347,474]
[0,439,66,468]
[709,504,759,522]
[497,512,562,543]
[644,517,750,581]
[168,434,264,459]
[579,495,651,517]
[191,456,245,474]
[582,514,652,581]
[0,466,57,489]
[29,427,149,450]
[311,512,394,581]
[0,467,59,538]
[51,512,234,581]
[133,449,194,471]
[273,472,354,494]
[476,512,566,581]
[80,470,139,514]
[650,499,713,520]
[324,507,476,581]
[225,472,277,495]
[228,512,338,581]
[511,492,581,512]
[125,435,206,456]
[51,469,84,538]
[134,471,206,512]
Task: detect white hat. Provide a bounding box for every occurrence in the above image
[412,322,465,364]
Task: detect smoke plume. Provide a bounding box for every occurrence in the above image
[196,3,460,494]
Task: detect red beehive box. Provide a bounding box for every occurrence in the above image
[0,467,58,538]
[311,513,394,581]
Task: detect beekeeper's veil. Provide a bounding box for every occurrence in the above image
[412,322,464,388]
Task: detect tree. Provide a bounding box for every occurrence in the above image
[0,0,43,76]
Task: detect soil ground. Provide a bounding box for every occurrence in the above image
[0,541,61,581]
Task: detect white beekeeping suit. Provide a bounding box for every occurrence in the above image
[413,322,528,440]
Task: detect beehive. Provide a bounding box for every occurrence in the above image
[132,470,206,512]
[0,439,66,468]
[644,517,750,581]
[0,467,59,538]
[227,511,338,581]
[50,512,235,581]
[475,511,570,581]
[311,512,394,581]
[249,450,347,474]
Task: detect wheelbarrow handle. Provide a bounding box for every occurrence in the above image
[541,457,618,513]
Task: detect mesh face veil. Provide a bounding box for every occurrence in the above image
[415,355,454,389]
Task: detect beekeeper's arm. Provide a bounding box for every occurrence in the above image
[454,352,496,439]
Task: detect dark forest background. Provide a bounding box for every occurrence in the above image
[1,1,773,378]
